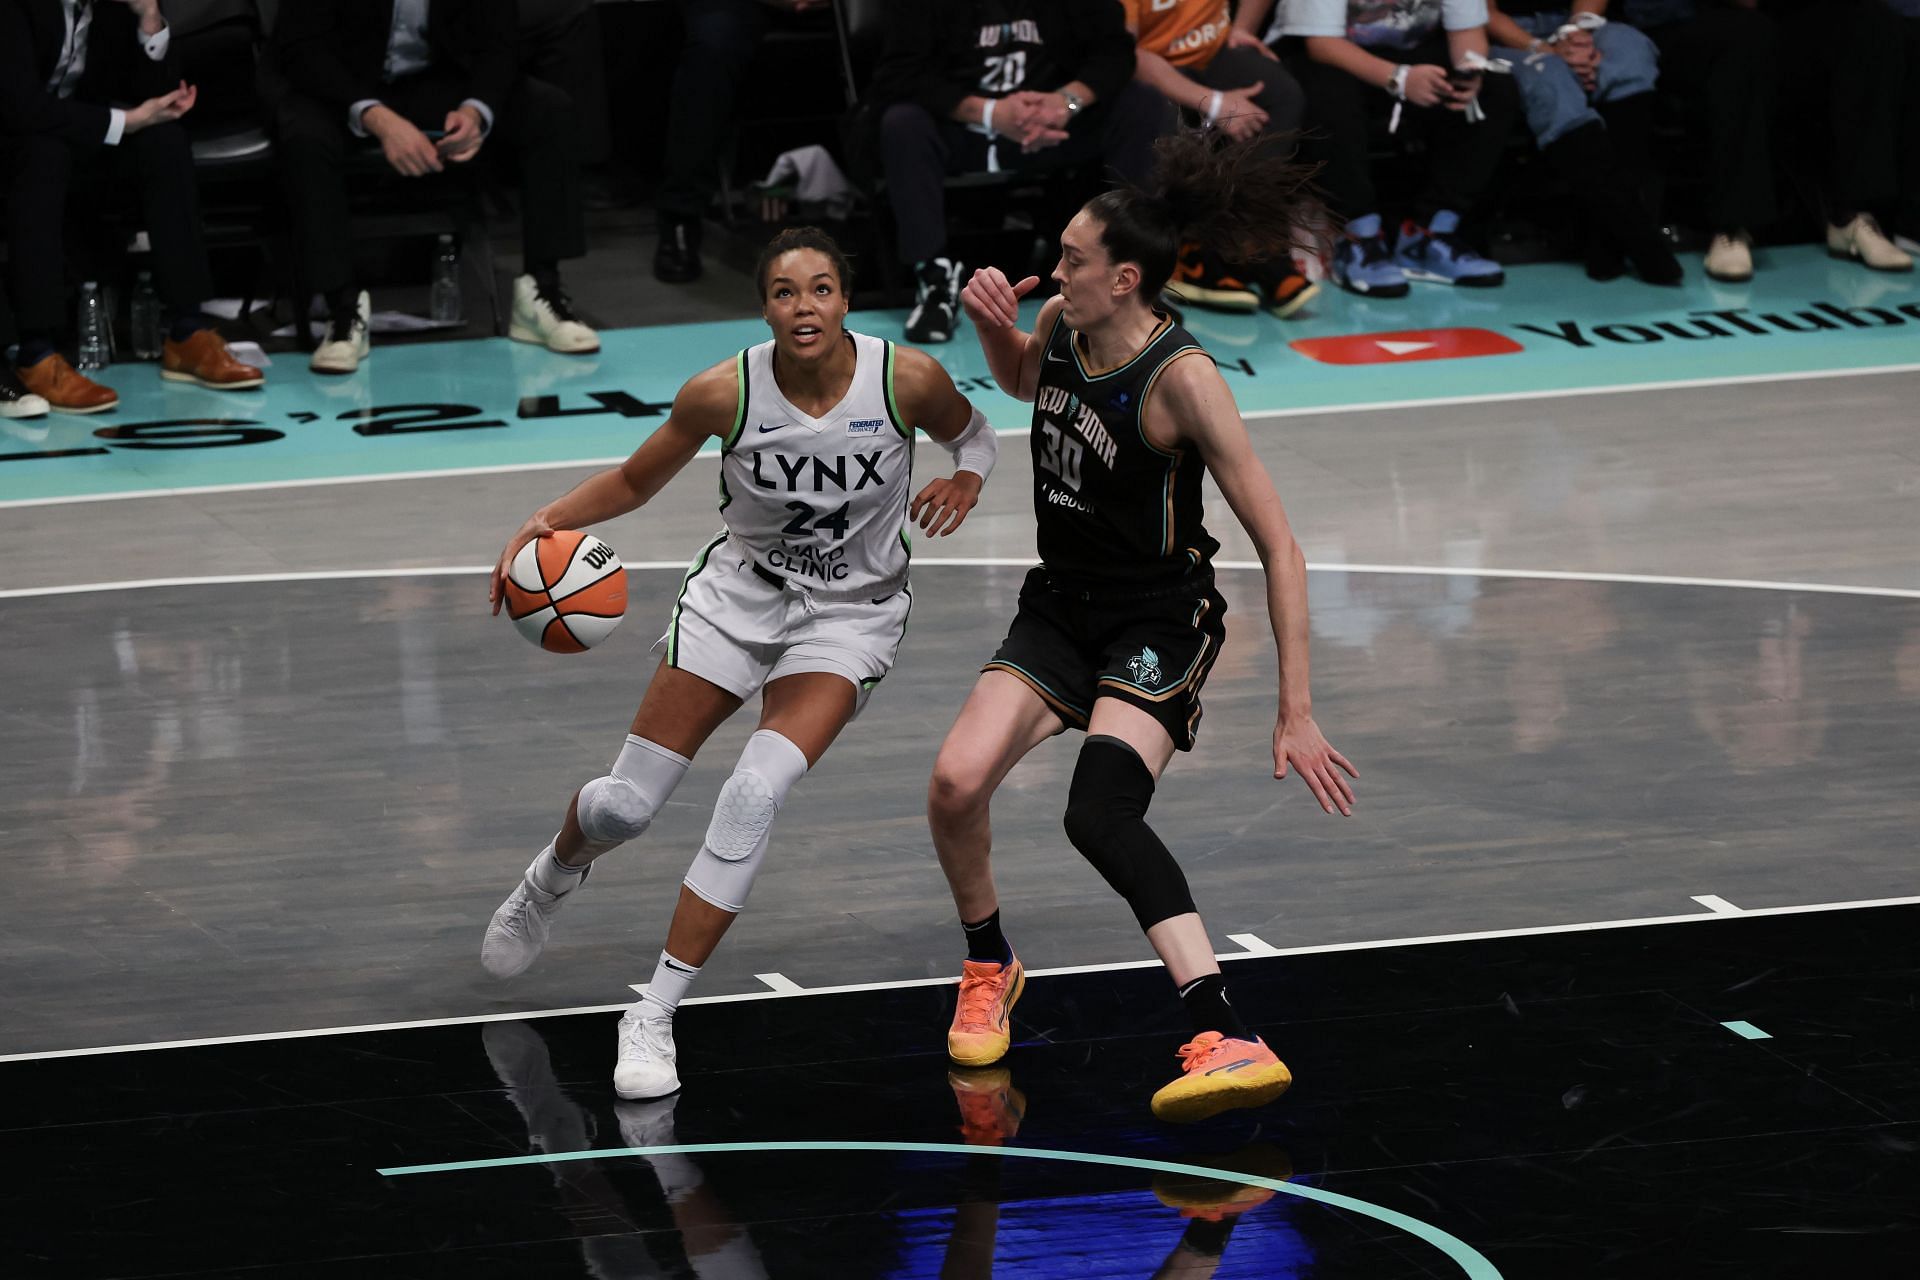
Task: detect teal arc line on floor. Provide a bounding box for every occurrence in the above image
[377,1138,1504,1279]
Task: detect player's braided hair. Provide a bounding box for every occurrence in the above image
[1086,129,1321,299]
[755,226,856,300]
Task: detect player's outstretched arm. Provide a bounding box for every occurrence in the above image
[897,347,997,537]
[489,362,733,612]
[1155,356,1358,815]
[960,268,1060,403]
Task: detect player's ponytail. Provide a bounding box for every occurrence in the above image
[1086,129,1321,300]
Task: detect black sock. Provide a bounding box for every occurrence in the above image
[1178,973,1251,1040]
[961,910,1012,965]
[528,262,561,294]
[1181,1215,1238,1258]
[324,287,359,319]
[167,310,209,343]
[16,336,56,367]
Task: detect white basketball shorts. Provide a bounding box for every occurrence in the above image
[653,533,913,713]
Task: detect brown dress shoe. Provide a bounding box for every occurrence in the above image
[16,353,118,414]
[162,329,264,390]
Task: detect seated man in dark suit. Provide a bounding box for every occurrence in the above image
[270,0,596,375]
[1,0,265,414]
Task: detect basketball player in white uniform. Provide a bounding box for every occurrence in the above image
[481,229,999,1099]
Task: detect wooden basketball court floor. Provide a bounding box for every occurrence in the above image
[1,280,1917,1275]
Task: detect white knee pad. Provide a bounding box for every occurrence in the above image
[683,729,809,913]
[576,735,692,855]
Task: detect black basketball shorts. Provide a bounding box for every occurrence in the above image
[983,566,1229,751]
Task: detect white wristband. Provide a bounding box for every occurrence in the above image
[1204,91,1224,125]
[1387,64,1410,101]
[980,98,996,137]
[939,407,999,483]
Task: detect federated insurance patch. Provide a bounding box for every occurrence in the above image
[847,418,885,436]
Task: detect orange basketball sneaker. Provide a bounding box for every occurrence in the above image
[948,1067,1027,1146]
[1151,1143,1294,1221]
[946,955,1025,1067]
[1149,1031,1292,1124]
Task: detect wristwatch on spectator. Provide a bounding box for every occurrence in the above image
[1059,89,1084,121]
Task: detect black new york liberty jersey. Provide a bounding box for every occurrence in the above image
[1030,310,1221,585]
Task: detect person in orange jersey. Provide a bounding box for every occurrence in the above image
[1123,0,1319,318]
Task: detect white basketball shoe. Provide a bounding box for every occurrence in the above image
[480,860,589,979]
[614,1003,681,1100]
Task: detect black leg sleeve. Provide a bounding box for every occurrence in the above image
[1062,737,1196,932]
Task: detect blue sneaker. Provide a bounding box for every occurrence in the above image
[1330,214,1409,298]
[1395,211,1504,287]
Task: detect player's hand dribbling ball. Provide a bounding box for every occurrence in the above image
[501,530,627,653]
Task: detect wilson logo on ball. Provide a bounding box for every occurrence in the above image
[504,531,628,653]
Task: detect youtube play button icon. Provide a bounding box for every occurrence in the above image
[1290,327,1524,365]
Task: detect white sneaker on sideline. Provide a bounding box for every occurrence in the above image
[309,290,371,374]
[510,274,600,354]
[1827,214,1914,272]
[614,1004,681,1100]
[1704,232,1753,283]
[480,861,588,979]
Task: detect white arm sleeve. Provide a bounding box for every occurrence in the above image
[935,407,998,481]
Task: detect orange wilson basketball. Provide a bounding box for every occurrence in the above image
[503,530,628,653]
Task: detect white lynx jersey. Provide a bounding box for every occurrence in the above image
[717,332,916,597]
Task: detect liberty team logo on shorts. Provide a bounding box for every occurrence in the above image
[1127,646,1163,689]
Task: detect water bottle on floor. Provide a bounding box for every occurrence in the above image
[130,272,163,360]
[77,282,112,371]
[429,234,463,324]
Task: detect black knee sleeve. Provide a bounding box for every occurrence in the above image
[1062,736,1196,930]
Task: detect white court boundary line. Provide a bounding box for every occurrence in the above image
[4,360,1919,510]
[6,558,1920,601]
[3,893,1915,1064]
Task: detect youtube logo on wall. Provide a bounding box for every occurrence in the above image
[1290,327,1524,365]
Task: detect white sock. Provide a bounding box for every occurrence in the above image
[526,840,587,897]
[640,950,701,1016]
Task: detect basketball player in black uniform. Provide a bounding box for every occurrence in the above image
[930,131,1358,1122]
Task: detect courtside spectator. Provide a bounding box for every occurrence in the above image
[1252,0,1521,297]
[653,0,827,285]
[1894,0,1920,249]
[1614,0,1776,280]
[870,0,1162,344]
[1766,0,1911,273]
[269,0,599,376]
[1,0,265,413]
[1126,0,1318,317]
[1486,2,1681,282]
